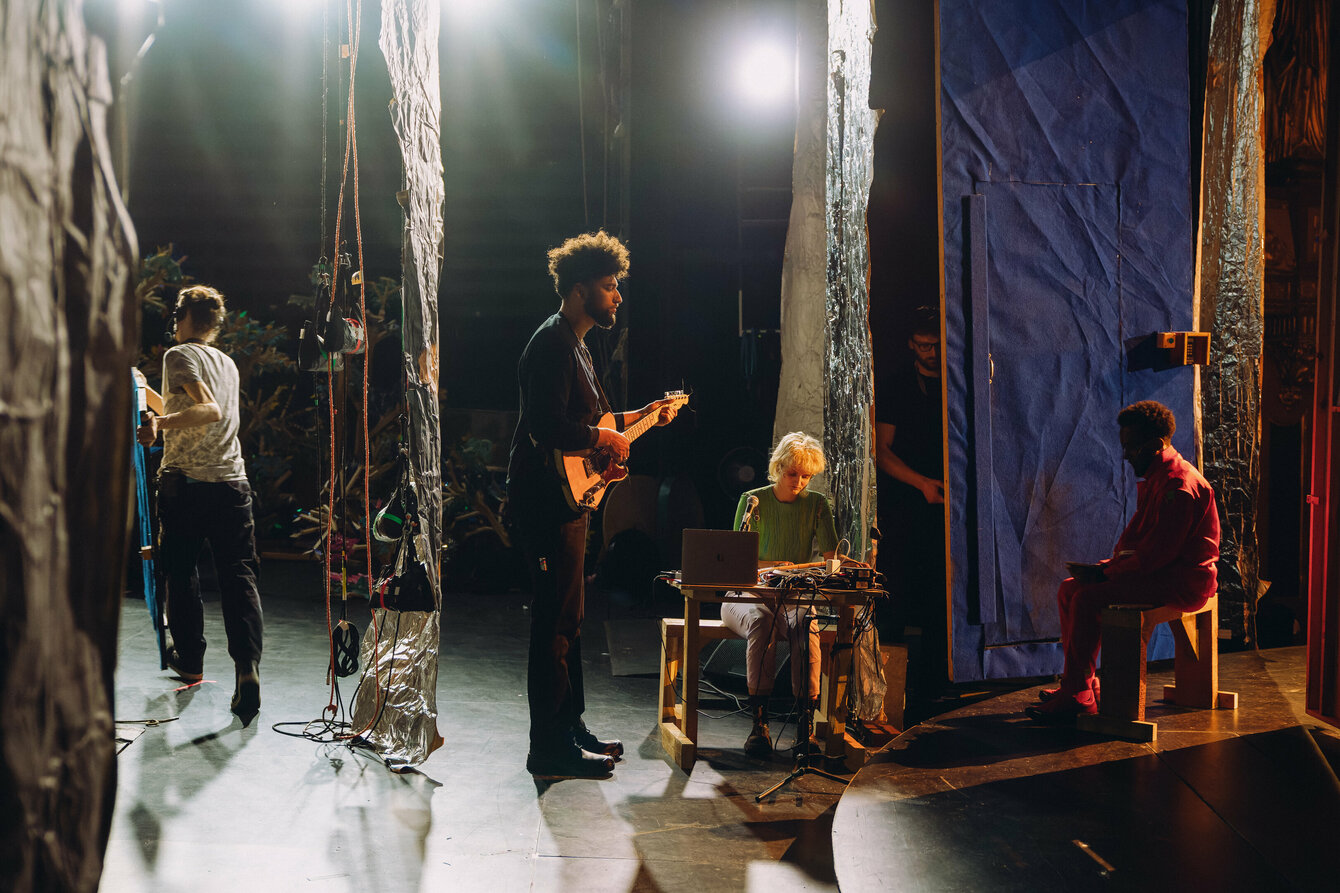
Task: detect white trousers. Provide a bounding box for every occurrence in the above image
[720,597,821,699]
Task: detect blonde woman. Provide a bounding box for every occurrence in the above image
[721,432,840,757]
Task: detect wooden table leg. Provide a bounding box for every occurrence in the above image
[659,600,702,766]
[658,621,680,726]
[678,593,701,770]
[818,603,867,767]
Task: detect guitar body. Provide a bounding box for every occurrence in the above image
[555,391,688,513]
[556,412,627,512]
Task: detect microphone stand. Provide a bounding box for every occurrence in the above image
[756,585,850,802]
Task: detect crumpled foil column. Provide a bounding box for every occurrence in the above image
[0,3,138,889]
[1197,0,1272,644]
[776,0,878,558]
[823,1,879,560]
[349,0,445,765]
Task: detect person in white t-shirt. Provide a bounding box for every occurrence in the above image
[137,285,263,719]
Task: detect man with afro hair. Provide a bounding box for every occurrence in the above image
[1028,400,1220,720]
[507,231,681,777]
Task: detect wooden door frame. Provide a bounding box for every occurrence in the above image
[1305,5,1339,731]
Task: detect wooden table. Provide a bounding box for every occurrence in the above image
[658,581,881,771]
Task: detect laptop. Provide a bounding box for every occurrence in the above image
[680,529,760,587]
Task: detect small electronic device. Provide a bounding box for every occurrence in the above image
[839,566,876,589]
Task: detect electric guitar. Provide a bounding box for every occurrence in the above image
[555,390,689,512]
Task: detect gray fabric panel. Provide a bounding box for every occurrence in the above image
[1,4,138,890]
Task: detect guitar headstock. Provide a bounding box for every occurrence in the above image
[662,389,690,408]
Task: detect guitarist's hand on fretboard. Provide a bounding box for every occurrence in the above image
[637,397,682,428]
[595,427,631,462]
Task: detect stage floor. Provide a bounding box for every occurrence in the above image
[102,561,847,893]
[103,559,1334,892]
[833,645,1339,892]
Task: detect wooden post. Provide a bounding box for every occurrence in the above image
[1101,605,1153,722]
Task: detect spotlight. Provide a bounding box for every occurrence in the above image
[736,40,793,106]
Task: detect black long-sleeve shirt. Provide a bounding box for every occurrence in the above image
[507,313,610,519]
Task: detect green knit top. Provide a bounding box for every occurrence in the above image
[732,485,839,565]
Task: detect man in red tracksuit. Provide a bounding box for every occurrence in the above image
[1028,400,1221,720]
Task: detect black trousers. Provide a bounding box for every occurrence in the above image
[158,473,264,670]
[515,504,589,751]
[877,494,948,692]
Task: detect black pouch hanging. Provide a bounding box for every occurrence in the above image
[332,618,361,677]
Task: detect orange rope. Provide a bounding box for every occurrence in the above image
[320,0,388,739]
[345,0,386,741]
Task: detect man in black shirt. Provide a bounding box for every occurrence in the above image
[508,231,679,779]
[874,305,947,699]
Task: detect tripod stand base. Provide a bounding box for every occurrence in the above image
[755,758,851,802]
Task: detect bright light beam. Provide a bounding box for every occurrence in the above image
[445,0,494,26]
[736,41,793,107]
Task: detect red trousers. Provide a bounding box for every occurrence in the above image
[1055,572,1209,694]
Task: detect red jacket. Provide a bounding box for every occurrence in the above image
[1101,446,1220,610]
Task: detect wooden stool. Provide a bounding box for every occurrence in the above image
[1078,595,1238,742]
[659,617,741,747]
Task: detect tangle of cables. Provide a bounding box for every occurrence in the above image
[275,0,393,747]
[757,568,886,732]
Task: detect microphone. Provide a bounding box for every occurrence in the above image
[739,494,759,532]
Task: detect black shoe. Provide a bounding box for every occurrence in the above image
[573,722,624,758]
[526,745,615,779]
[744,693,773,758]
[166,647,203,684]
[231,661,260,718]
[744,721,773,758]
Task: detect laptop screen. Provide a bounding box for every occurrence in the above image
[680,529,760,587]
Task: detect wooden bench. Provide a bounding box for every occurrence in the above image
[658,616,845,765]
[1077,595,1238,742]
[659,618,738,750]
[658,618,839,719]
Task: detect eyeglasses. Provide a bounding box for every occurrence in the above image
[910,339,940,354]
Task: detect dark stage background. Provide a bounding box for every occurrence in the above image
[106,0,803,530]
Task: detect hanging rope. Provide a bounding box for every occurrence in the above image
[317,0,387,741]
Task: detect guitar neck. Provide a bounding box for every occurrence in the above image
[621,393,686,444]
[622,412,661,444]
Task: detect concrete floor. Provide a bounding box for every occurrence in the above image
[102,561,846,892]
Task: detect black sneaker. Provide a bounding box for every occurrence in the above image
[526,744,615,780]
[166,648,203,684]
[231,661,261,718]
[573,721,624,758]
